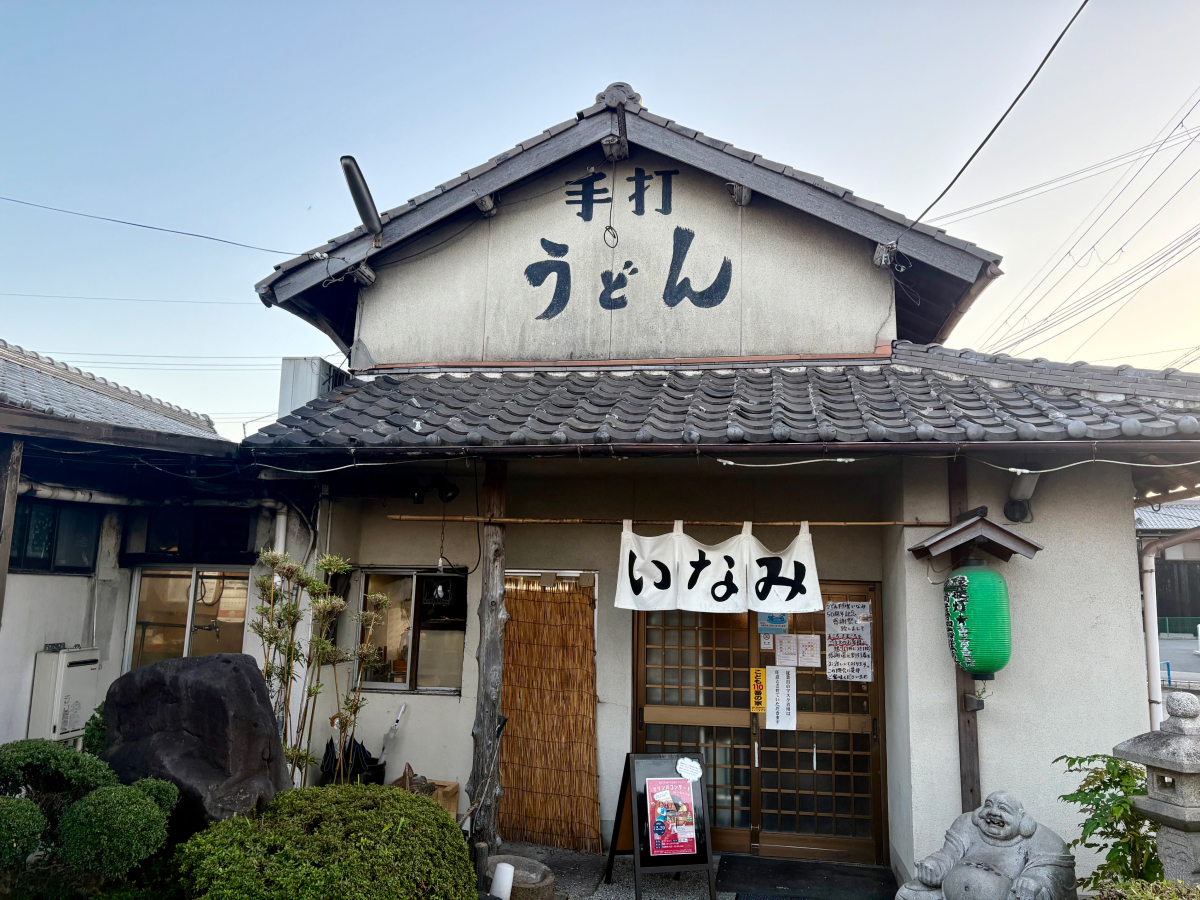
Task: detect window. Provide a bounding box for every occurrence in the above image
[8,498,102,575]
[121,507,257,567]
[126,568,250,670]
[361,570,467,691]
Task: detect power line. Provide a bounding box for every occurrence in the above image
[0,292,259,306]
[992,219,1200,354]
[0,196,301,255]
[894,0,1089,241]
[991,140,1200,352]
[977,82,1200,348]
[929,126,1200,225]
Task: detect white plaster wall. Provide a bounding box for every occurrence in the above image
[881,458,959,882]
[355,151,894,366]
[0,508,129,744]
[883,458,1147,884]
[967,459,1146,882]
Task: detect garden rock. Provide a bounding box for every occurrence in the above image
[488,855,556,900]
[101,653,289,835]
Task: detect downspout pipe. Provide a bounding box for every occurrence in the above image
[1141,524,1200,730]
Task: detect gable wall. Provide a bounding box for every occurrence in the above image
[354,150,895,366]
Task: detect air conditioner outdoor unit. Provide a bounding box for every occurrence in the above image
[28,648,102,743]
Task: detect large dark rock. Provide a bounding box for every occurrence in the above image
[101,653,290,835]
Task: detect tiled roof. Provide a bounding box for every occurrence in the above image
[256,83,1000,326]
[244,341,1200,450]
[1136,501,1200,531]
[0,339,219,439]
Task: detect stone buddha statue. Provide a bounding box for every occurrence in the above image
[897,791,1077,900]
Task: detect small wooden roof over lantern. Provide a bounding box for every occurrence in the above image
[908,511,1044,563]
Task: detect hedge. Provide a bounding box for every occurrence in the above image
[58,785,169,880]
[177,783,474,900]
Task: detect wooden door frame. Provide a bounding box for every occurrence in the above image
[630,580,888,865]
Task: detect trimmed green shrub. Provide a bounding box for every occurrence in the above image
[1097,881,1200,900]
[0,738,117,829]
[131,778,179,817]
[0,796,46,868]
[178,783,474,900]
[83,702,107,756]
[58,785,169,880]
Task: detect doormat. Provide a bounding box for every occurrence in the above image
[717,854,897,900]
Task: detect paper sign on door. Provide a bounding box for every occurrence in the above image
[765,666,796,730]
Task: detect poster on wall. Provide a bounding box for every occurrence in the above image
[751,667,766,711]
[825,601,873,682]
[775,634,799,666]
[796,634,821,667]
[646,777,698,856]
[757,613,788,633]
[765,665,796,730]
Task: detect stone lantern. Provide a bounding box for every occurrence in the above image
[1113,691,1200,883]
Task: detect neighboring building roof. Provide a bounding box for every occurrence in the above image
[0,339,219,440]
[245,341,1200,452]
[254,83,1003,353]
[1136,501,1200,532]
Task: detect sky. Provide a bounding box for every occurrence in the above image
[3,1,1200,440]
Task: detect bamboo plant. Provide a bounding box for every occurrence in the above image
[249,549,354,785]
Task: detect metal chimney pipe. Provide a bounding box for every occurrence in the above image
[340,156,382,236]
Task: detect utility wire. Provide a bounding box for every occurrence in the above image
[0,292,260,306]
[929,126,1200,225]
[893,0,1089,244]
[978,82,1200,348]
[0,196,300,255]
[989,137,1200,353]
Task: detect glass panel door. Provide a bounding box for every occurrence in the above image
[189,572,250,658]
[130,570,193,669]
[636,583,885,864]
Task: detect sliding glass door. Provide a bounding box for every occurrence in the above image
[126,568,250,670]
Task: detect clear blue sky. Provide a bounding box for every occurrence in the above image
[3,1,1199,439]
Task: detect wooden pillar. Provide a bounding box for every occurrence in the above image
[0,438,24,631]
[947,456,981,813]
[467,459,508,848]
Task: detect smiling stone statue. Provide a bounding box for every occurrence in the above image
[897,792,1077,900]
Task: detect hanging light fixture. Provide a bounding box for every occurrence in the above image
[943,559,1012,678]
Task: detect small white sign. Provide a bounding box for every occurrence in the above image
[759,632,774,650]
[796,634,821,667]
[775,634,799,667]
[766,665,796,730]
[676,757,703,782]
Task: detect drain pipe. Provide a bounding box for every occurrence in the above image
[274,504,289,554]
[1142,524,1200,730]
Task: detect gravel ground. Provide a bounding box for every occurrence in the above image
[591,857,734,900]
[495,843,733,900]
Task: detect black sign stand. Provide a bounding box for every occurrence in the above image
[603,753,716,900]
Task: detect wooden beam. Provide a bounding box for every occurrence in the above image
[466,460,508,848]
[0,409,238,458]
[947,457,981,813]
[387,515,949,527]
[0,439,24,630]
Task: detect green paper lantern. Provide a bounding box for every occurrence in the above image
[944,560,1011,676]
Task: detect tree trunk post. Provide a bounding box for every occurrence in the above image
[467,459,508,848]
[0,438,24,631]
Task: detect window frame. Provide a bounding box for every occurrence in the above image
[358,566,469,695]
[122,565,252,673]
[7,497,103,576]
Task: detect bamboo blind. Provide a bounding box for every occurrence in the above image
[498,576,602,853]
